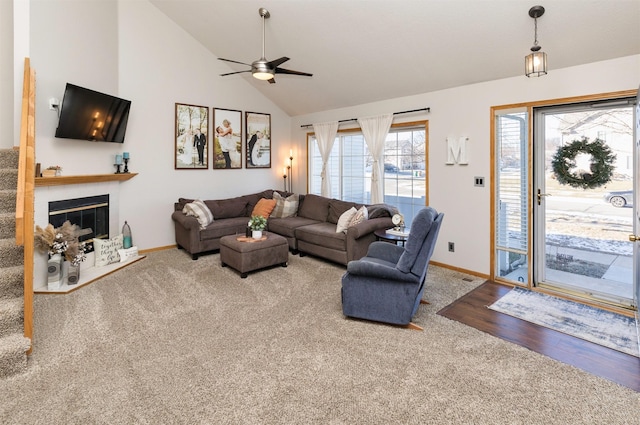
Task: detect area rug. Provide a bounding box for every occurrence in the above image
[488,287,640,357]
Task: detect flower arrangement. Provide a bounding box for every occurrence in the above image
[45,165,62,171]
[34,220,87,266]
[247,215,267,231]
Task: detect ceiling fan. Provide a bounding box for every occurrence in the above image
[218,8,313,84]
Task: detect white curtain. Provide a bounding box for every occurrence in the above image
[358,114,393,204]
[312,121,339,197]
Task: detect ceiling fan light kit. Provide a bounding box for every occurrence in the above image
[252,64,275,81]
[218,7,312,84]
[253,72,274,81]
[525,5,548,77]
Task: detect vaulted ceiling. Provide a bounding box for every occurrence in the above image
[149,0,640,116]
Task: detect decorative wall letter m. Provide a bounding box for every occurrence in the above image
[446,136,469,165]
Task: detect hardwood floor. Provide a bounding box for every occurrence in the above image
[437,281,640,392]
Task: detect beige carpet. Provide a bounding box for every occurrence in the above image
[1,250,639,424]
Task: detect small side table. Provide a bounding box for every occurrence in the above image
[374,229,410,246]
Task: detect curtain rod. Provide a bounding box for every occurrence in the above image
[300,107,430,128]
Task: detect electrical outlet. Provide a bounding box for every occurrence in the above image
[448,242,455,252]
[474,176,484,187]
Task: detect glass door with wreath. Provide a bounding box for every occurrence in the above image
[533,99,636,308]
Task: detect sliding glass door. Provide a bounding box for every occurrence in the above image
[634,89,640,314]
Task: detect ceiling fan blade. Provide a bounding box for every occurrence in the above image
[274,67,313,77]
[268,77,276,84]
[266,56,290,68]
[220,70,251,77]
[218,58,252,67]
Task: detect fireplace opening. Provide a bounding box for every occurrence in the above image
[48,194,109,253]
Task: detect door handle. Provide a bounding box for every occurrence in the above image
[537,189,551,205]
[630,234,640,242]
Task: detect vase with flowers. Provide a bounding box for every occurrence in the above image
[34,220,87,289]
[247,215,267,239]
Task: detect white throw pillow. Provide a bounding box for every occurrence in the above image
[94,234,124,267]
[183,199,214,229]
[118,246,139,263]
[348,206,369,227]
[336,207,358,233]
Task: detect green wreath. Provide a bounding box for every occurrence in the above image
[551,137,616,189]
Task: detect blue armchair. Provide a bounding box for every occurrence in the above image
[341,207,444,330]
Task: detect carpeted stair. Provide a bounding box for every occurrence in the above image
[0,149,30,378]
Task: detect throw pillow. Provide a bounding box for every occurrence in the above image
[183,199,214,229]
[94,234,124,267]
[118,246,139,263]
[336,207,357,233]
[252,198,277,218]
[271,192,299,218]
[348,206,368,227]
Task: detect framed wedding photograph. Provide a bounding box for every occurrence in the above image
[175,103,209,169]
[212,108,242,169]
[245,111,271,168]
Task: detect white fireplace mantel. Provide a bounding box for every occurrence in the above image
[35,173,138,187]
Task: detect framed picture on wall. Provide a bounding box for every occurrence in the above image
[175,103,209,169]
[245,111,271,168]
[212,108,242,169]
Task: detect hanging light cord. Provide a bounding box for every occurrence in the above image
[533,16,539,49]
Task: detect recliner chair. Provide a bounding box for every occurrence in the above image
[341,207,444,330]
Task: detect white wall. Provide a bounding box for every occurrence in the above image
[28,0,292,254]
[0,0,14,149]
[291,55,640,275]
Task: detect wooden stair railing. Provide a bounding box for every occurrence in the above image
[16,57,35,354]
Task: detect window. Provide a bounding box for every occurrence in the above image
[382,128,426,227]
[494,108,528,283]
[308,122,427,227]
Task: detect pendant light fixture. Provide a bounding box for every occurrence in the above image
[525,5,547,77]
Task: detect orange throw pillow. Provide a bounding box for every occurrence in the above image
[252,198,277,218]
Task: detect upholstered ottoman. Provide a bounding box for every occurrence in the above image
[220,233,288,278]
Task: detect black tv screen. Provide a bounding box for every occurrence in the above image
[55,83,131,143]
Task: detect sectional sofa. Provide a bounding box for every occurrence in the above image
[172,190,396,265]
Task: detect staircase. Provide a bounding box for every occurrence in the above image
[0,148,31,378]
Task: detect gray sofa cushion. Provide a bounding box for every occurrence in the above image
[200,217,250,240]
[295,222,346,251]
[268,216,319,238]
[246,190,274,214]
[327,199,358,224]
[205,198,248,219]
[297,194,330,222]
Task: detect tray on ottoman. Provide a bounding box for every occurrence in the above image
[220,233,289,278]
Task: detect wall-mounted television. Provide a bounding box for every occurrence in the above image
[55,83,131,143]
